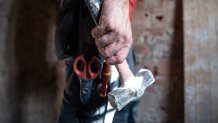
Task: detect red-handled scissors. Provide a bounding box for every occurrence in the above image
[73,55,100,79]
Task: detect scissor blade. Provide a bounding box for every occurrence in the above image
[84,0,103,25]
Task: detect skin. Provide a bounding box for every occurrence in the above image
[91,0,133,64]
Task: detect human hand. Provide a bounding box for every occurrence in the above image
[91,0,132,64]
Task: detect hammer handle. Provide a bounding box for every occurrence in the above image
[115,60,133,86]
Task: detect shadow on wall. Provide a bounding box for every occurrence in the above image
[6,0,59,123]
[167,0,184,122]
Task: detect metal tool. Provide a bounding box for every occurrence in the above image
[73,55,101,104]
[108,69,155,111]
[74,55,100,79]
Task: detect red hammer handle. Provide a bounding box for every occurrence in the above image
[99,62,111,97]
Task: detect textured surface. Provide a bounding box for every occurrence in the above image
[184,0,218,122]
[108,69,155,111]
[132,0,184,123]
[0,0,64,123]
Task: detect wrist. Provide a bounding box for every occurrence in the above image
[103,0,129,8]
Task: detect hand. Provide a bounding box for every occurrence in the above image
[91,0,132,64]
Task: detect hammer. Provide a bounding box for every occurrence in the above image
[85,0,155,110]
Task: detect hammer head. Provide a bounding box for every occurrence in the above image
[108,69,155,111]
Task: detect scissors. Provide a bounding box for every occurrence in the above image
[73,55,100,80]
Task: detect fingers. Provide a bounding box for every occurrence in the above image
[91,14,117,39]
[96,38,131,64]
[91,16,111,38]
[91,0,132,64]
[106,47,130,64]
[97,42,120,58]
[93,29,132,64]
[95,32,118,48]
[91,25,107,38]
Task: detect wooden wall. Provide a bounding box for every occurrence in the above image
[183,0,218,123]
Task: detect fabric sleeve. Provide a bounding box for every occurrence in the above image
[129,0,136,21]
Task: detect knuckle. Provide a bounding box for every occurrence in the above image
[92,25,105,38]
[98,38,106,47]
[107,22,115,30]
[123,34,129,41]
[114,29,122,36]
[104,50,110,58]
[104,47,115,58]
[116,57,125,64]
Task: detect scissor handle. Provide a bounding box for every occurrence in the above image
[73,55,87,79]
[88,56,100,79]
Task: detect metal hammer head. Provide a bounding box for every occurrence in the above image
[108,69,155,111]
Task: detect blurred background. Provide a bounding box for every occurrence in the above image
[0,0,217,123]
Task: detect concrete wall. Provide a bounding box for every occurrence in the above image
[132,0,184,123]
[184,0,218,122]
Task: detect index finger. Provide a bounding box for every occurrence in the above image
[91,25,109,38]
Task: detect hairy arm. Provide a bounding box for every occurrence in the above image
[91,0,132,64]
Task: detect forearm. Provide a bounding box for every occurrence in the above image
[92,0,133,64]
[100,0,130,25]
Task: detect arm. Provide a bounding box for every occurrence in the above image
[91,0,133,64]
